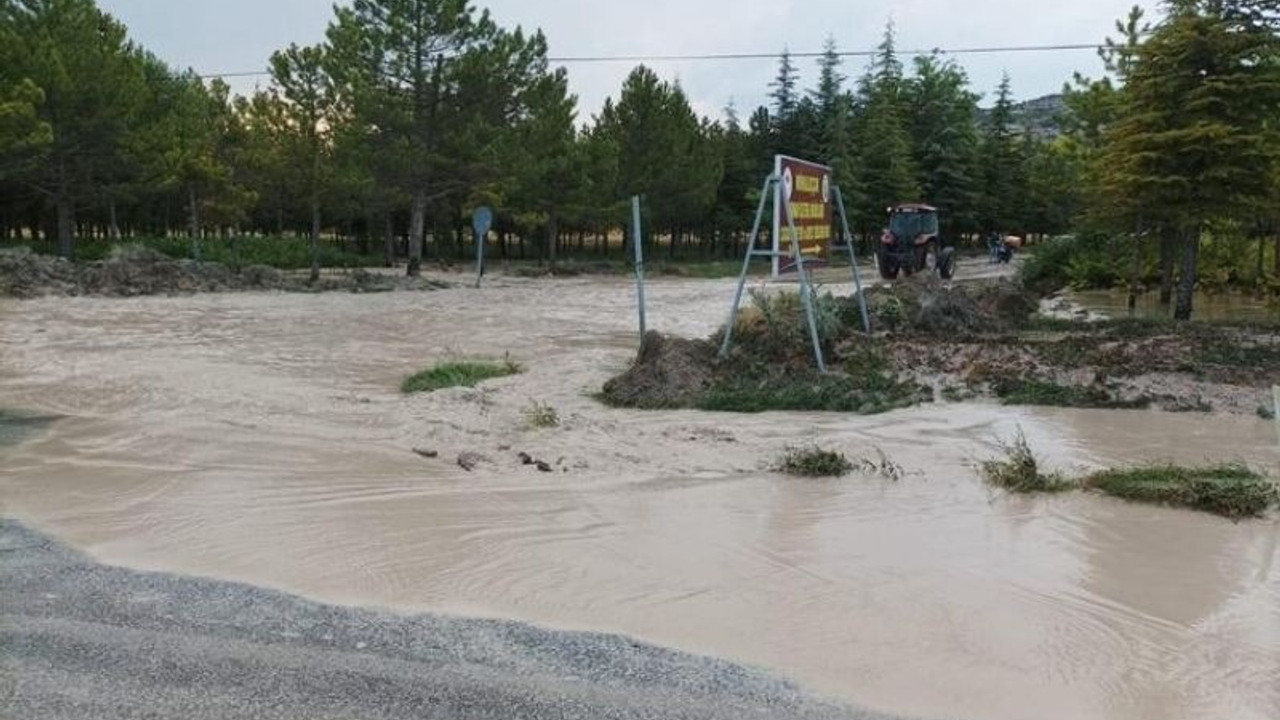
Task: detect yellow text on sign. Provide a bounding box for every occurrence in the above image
[795,175,823,194]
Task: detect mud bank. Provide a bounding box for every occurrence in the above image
[2,278,1279,720]
[0,246,447,298]
[604,278,1280,417]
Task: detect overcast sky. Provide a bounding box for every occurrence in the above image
[97,0,1143,121]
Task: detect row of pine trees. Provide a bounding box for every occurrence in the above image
[2,0,1278,312]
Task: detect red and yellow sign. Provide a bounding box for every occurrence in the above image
[773,155,833,275]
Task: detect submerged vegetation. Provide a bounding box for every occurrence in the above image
[402,358,522,394]
[1084,465,1278,520]
[979,430,1075,493]
[777,446,854,478]
[522,401,561,429]
[981,432,1279,519]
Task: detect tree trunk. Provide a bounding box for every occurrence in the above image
[408,191,426,277]
[1127,233,1141,317]
[56,192,74,261]
[384,216,396,268]
[1174,229,1199,322]
[108,199,121,242]
[1159,227,1176,305]
[309,199,321,285]
[188,186,202,261]
[547,215,558,268]
[1256,235,1266,285]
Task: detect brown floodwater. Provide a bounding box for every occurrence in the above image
[1071,289,1280,323]
[2,275,1279,720]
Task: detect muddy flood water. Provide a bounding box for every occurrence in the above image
[2,275,1279,720]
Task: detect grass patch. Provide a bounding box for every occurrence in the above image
[1084,464,1279,519]
[980,430,1076,493]
[777,446,854,477]
[993,378,1150,410]
[402,357,522,394]
[523,401,561,429]
[699,368,928,414]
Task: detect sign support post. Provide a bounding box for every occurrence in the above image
[784,194,827,373]
[834,185,872,336]
[720,175,777,359]
[472,206,493,289]
[632,196,647,345]
[719,173,827,373]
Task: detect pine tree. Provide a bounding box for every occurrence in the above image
[270,43,336,282]
[769,50,800,122]
[979,73,1024,233]
[906,55,981,236]
[1099,0,1280,319]
[853,22,919,231]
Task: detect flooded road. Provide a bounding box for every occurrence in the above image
[2,276,1279,720]
[1071,289,1279,323]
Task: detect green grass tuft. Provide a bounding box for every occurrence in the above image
[777,446,854,477]
[1084,464,1279,520]
[402,358,522,394]
[980,430,1076,493]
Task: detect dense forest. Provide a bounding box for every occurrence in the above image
[1,0,1278,316]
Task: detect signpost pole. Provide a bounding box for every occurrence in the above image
[472,206,493,289]
[785,200,827,373]
[719,175,777,359]
[632,196,647,345]
[834,185,872,335]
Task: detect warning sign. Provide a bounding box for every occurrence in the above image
[773,155,833,275]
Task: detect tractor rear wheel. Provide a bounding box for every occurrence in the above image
[877,249,900,280]
[937,247,957,280]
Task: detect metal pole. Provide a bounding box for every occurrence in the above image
[719,175,777,359]
[475,228,486,289]
[834,185,872,335]
[785,200,827,373]
[632,196,647,344]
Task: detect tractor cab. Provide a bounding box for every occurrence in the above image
[878,204,955,280]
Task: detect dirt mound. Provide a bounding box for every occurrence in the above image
[0,249,79,298]
[868,276,1036,334]
[76,246,228,297]
[0,246,451,298]
[601,332,717,409]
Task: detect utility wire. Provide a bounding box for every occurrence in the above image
[195,42,1102,79]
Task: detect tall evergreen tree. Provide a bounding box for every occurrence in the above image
[0,0,147,257]
[854,22,919,232]
[270,43,336,282]
[906,55,981,236]
[1098,0,1280,320]
[978,73,1024,233]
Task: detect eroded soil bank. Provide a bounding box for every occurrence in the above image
[2,276,1279,720]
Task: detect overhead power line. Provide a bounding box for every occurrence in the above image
[196,42,1102,80]
[546,43,1103,64]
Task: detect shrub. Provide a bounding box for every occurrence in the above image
[777,446,854,477]
[980,430,1075,493]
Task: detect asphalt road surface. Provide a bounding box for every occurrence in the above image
[0,521,894,720]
